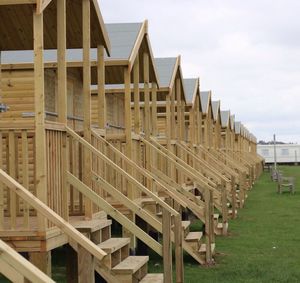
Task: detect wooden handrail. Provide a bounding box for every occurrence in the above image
[91,130,186,208]
[0,169,107,261]
[66,126,178,216]
[141,136,219,194]
[0,239,55,283]
[177,141,230,183]
[67,172,162,255]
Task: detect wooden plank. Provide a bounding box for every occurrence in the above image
[0,169,107,261]
[67,172,163,255]
[33,10,47,231]
[76,128,177,216]
[174,214,184,283]
[0,239,54,283]
[151,82,158,136]
[82,0,92,219]
[133,56,140,134]
[97,45,106,129]
[21,130,30,228]
[92,172,162,232]
[0,133,3,230]
[78,245,94,283]
[162,208,172,283]
[57,0,67,123]
[28,251,51,276]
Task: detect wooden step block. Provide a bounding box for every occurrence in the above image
[185,231,203,242]
[213,214,219,220]
[140,273,164,283]
[199,243,216,254]
[112,256,149,275]
[98,238,130,254]
[217,223,223,229]
[181,220,191,230]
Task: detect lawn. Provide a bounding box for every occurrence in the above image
[169,165,300,283]
[1,166,299,283]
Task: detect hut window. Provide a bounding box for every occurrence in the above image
[281,149,289,156]
[261,149,269,156]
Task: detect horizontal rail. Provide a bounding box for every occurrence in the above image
[0,169,107,261]
[0,239,54,283]
[67,172,162,255]
[66,126,178,216]
[91,130,185,210]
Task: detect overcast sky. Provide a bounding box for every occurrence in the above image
[100,0,300,143]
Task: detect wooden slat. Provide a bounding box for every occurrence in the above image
[67,172,162,255]
[0,169,107,261]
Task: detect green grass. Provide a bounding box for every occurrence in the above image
[149,165,300,283]
[1,165,300,282]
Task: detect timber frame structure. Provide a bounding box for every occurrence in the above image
[0,1,263,283]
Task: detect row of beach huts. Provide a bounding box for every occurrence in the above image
[0,1,263,282]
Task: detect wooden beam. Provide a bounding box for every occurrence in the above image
[162,208,172,283]
[0,0,36,4]
[57,0,67,124]
[68,127,178,216]
[0,169,107,261]
[143,52,150,139]
[151,82,158,136]
[28,252,51,276]
[82,0,92,219]
[133,56,140,134]
[67,172,162,255]
[36,0,52,14]
[33,9,47,231]
[0,240,54,283]
[97,45,106,129]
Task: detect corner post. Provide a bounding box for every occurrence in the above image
[33,8,47,230]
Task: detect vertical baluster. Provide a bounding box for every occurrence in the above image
[22,130,29,229]
[8,131,16,229]
[0,132,3,229]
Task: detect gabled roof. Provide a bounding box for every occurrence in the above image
[104,23,142,60]
[220,110,230,128]
[183,78,198,105]
[211,100,220,122]
[0,0,110,53]
[154,56,186,103]
[154,57,177,88]
[200,91,211,114]
[235,122,241,134]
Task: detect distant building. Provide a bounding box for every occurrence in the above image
[257,144,300,164]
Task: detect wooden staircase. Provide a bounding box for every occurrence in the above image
[139,197,215,265]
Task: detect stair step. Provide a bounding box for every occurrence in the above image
[182,220,191,230]
[136,197,165,206]
[228,209,237,215]
[140,273,164,283]
[213,214,219,220]
[98,238,130,253]
[217,222,223,229]
[199,243,216,254]
[112,256,149,274]
[185,231,203,242]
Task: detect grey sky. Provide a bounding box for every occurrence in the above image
[100,0,300,143]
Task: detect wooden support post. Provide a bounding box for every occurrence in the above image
[171,88,176,139]
[57,0,68,221]
[133,56,140,134]
[57,0,67,123]
[82,0,92,219]
[97,45,106,129]
[151,82,158,136]
[204,189,212,264]
[78,245,94,283]
[166,92,172,150]
[124,67,136,250]
[0,133,3,230]
[176,78,183,141]
[221,180,228,235]
[29,251,51,277]
[143,52,150,139]
[66,245,78,283]
[33,10,47,230]
[162,208,172,283]
[174,214,184,283]
[231,176,237,219]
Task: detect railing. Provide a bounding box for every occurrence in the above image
[0,239,55,283]
[66,127,182,282]
[0,129,36,230]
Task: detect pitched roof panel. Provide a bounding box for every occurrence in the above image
[200,91,210,114]
[220,110,230,128]
[154,58,177,88]
[183,78,197,104]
